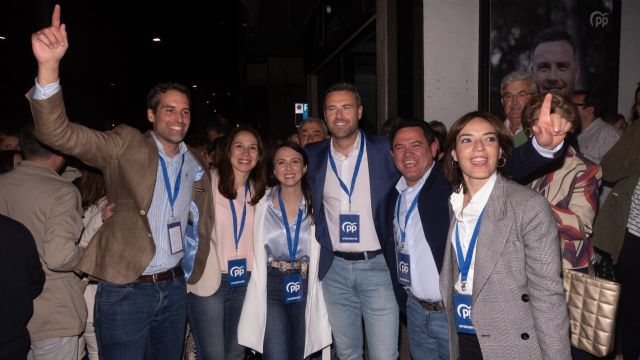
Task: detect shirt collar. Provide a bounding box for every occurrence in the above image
[151,131,188,159]
[329,131,362,159]
[450,172,497,220]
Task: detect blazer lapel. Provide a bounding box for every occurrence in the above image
[472,176,513,304]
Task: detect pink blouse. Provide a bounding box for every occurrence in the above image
[214,185,255,273]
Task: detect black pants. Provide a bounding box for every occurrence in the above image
[616,230,640,360]
[458,333,483,360]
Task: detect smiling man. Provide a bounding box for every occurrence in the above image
[26,5,216,359]
[530,27,580,97]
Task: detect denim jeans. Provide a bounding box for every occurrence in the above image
[406,297,449,359]
[94,277,187,360]
[263,268,308,360]
[187,273,249,360]
[322,255,399,360]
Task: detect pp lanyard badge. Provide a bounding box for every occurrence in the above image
[455,209,484,292]
[278,189,304,304]
[453,293,476,334]
[395,191,420,286]
[329,131,365,244]
[228,183,249,288]
[160,154,185,254]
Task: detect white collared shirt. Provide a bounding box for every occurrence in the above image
[449,173,497,295]
[323,132,380,251]
[394,163,441,301]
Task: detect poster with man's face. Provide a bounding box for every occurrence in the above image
[485,0,620,118]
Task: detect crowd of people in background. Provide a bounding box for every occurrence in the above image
[3,4,640,360]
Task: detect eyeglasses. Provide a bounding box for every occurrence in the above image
[502,91,535,103]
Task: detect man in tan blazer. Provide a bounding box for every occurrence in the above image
[0,125,86,359]
[27,5,217,360]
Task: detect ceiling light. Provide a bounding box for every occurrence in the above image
[192,85,197,88]
[152,37,161,42]
[0,36,6,40]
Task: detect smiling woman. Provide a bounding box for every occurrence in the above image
[439,111,571,359]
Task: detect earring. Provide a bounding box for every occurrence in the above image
[498,156,506,168]
[451,159,459,169]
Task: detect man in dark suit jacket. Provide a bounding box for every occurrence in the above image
[0,214,44,360]
[305,83,401,359]
[383,108,569,359]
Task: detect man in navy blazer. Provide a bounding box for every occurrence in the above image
[383,110,569,359]
[305,83,401,359]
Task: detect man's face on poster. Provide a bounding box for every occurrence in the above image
[531,40,579,97]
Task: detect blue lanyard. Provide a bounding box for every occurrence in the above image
[455,209,485,286]
[230,182,249,254]
[277,189,303,264]
[395,191,420,247]
[328,131,365,207]
[159,154,185,219]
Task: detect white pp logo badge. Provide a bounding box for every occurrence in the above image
[341,221,358,233]
[457,303,472,320]
[399,261,410,274]
[286,281,301,293]
[230,266,245,277]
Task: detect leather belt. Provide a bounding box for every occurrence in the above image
[269,260,309,274]
[135,266,184,283]
[333,249,382,261]
[407,291,445,311]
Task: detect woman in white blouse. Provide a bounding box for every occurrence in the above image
[238,142,331,359]
[439,95,571,360]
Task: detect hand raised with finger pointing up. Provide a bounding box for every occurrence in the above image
[31,4,67,85]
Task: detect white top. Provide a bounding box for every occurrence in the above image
[628,177,640,237]
[394,163,441,301]
[449,173,497,295]
[577,118,620,164]
[323,132,380,251]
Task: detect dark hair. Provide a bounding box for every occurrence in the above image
[442,111,513,193]
[531,27,578,61]
[74,167,106,209]
[0,150,21,173]
[573,90,602,118]
[271,142,314,223]
[429,120,448,151]
[217,126,267,205]
[603,113,625,127]
[19,124,55,160]
[388,119,436,147]
[324,82,362,107]
[522,93,580,135]
[146,82,191,113]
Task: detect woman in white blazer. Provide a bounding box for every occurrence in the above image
[238,142,331,359]
[439,97,571,360]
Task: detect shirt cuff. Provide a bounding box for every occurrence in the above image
[33,78,61,100]
[532,137,563,159]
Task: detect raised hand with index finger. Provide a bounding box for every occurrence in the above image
[31,4,68,85]
[531,93,572,150]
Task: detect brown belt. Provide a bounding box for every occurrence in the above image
[407,291,445,311]
[135,266,184,283]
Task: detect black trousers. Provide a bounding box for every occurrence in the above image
[458,332,483,360]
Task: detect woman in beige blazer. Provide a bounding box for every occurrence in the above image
[186,126,267,360]
[238,142,331,359]
[439,99,571,360]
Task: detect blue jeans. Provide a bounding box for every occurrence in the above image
[94,277,187,360]
[263,268,307,360]
[322,255,399,360]
[406,297,449,359]
[187,273,249,360]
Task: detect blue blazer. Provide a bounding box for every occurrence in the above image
[305,133,400,279]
